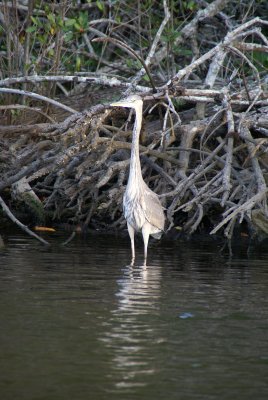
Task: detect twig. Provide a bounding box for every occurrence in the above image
[0,87,77,114]
[155,0,231,66]
[221,88,235,206]
[196,46,227,118]
[210,190,268,235]
[97,137,182,165]
[240,123,267,194]
[92,37,157,92]
[141,155,177,186]
[62,231,76,246]
[228,45,261,87]
[126,0,170,94]
[0,74,150,92]
[0,104,56,122]
[166,17,268,84]
[0,195,50,245]
[163,140,226,199]
[176,170,223,212]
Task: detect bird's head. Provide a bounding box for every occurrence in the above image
[110,95,143,111]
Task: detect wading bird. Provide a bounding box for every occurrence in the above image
[110,95,165,265]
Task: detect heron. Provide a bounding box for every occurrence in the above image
[110,95,165,265]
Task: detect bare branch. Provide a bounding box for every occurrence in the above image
[0,87,77,114]
[0,195,50,245]
[210,190,268,235]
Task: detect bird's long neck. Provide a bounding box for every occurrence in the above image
[128,104,143,185]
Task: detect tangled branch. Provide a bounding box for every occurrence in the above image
[1,1,268,244]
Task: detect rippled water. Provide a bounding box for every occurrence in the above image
[0,231,268,400]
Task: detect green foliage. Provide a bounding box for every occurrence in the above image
[252,51,268,70]
[22,8,92,74]
[96,0,105,12]
[182,0,197,12]
[63,11,89,43]
[0,0,267,85]
[126,58,143,70]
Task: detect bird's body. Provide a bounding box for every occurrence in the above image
[111,95,165,265]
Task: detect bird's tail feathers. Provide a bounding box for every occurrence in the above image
[151,231,163,239]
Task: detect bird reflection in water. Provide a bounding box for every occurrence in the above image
[100,263,162,391]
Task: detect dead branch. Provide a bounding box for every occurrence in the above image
[0,87,77,114]
[1,3,268,245]
[0,195,50,245]
[210,190,268,235]
[0,74,150,93]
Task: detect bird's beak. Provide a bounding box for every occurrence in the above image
[110,100,125,107]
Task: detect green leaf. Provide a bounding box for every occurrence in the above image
[64,31,73,42]
[187,1,196,11]
[65,18,76,27]
[56,16,64,28]
[37,34,46,44]
[30,16,37,24]
[25,26,36,33]
[76,56,81,71]
[47,13,56,26]
[78,11,88,29]
[96,0,104,11]
[74,22,81,31]
[48,48,54,57]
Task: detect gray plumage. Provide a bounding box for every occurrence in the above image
[110,95,165,265]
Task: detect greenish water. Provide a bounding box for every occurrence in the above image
[0,232,267,400]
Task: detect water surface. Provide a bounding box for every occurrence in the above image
[0,232,267,399]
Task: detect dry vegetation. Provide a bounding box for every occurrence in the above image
[0,0,268,245]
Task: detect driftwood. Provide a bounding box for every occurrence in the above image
[0,1,268,244]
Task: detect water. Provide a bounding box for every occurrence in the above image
[0,231,267,400]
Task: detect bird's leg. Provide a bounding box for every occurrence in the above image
[127,223,135,265]
[142,225,150,266]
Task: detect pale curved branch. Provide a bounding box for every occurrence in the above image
[0,195,50,245]
[0,87,77,114]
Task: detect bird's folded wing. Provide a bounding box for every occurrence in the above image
[141,188,165,231]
